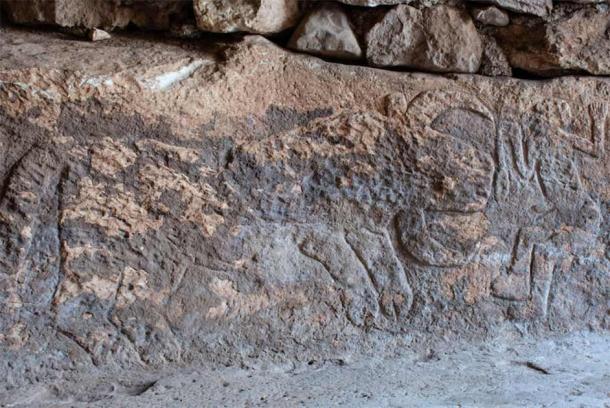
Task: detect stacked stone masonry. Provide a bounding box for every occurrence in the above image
[1,0,610,76]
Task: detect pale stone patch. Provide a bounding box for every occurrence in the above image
[52,135,74,145]
[81,275,120,301]
[5,292,23,310]
[54,279,80,305]
[18,191,37,201]
[0,323,29,350]
[62,177,163,236]
[54,273,119,305]
[91,137,137,177]
[116,266,169,308]
[62,243,101,264]
[243,112,385,164]
[138,164,227,236]
[20,225,32,240]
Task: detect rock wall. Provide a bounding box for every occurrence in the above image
[0,27,609,387]
[0,0,610,391]
[1,0,610,76]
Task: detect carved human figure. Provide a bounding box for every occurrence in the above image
[491,99,606,317]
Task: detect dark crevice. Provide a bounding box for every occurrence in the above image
[51,167,69,310]
[514,361,551,375]
[509,67,610,81]
[57,329,99,367]
[127,380,157,396]
[510,68,563,81]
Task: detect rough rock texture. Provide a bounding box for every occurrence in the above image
[469,0,553,17]
[193,0,302,34]
[495,5,610,76]
[1,0,189,30]
[366,5,483,72]
[479,34,512,76]
[288,3,362,60]
[0,28,609,389]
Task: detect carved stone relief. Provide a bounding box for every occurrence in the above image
[491,99,606,317]
[0,47,608,382]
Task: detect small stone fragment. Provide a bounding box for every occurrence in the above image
[468,0,552,17]
[473,6,509,26]
[366,5,483,73]
[193,0,302,34]
[88,28,111,42]
[288,3,362,60]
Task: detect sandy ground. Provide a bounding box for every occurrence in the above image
[2,331,609,408]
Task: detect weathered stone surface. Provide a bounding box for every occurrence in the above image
[193,0,302,34]
[468,0,552,17]
[288,3,362,60]
[473,6,510,26]
[0,28,609,388]
[366,5,483,73]
[1,0,189,30]
[495,5,610,76]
